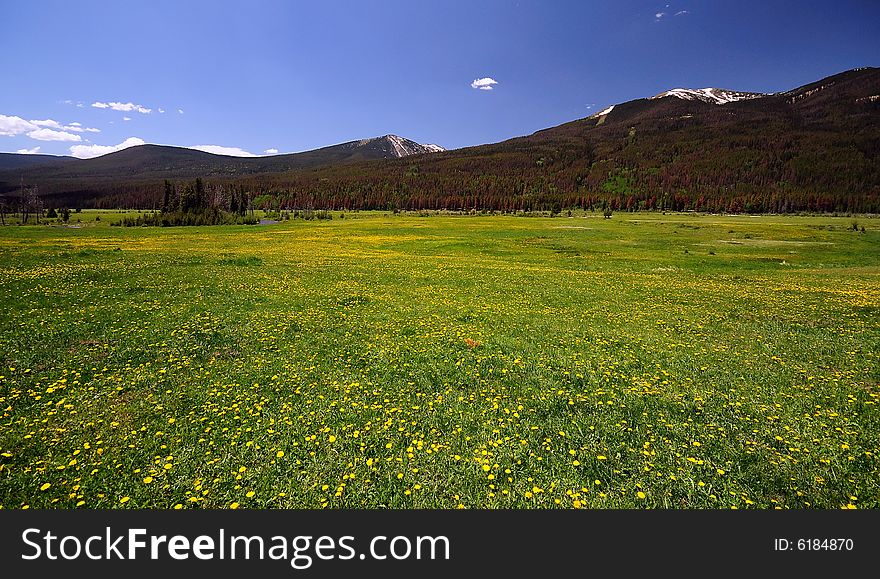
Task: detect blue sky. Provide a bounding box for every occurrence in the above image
[1,0,878,158]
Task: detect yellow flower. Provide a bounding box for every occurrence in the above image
[246,491,255,498]
[328,435,337,443]
[597,455,607,460]
[143,476,153,484]
[276,451,284,458]
[230,502,240,509]
[120,496,130,504]
[637,491,646,500]
[40,483,51,491]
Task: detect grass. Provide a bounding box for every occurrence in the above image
[0,211,878,509]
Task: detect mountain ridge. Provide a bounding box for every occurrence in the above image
[1,67,878,213]
[0,134,444,176]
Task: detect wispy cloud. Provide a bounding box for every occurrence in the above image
[123,117,132,122]
[178,109,184,114]
[91,101,152,114]
[16,146,41,154]
[471,77,498,91]
[158,108,165,114]
[30,119,98,133]
[30,119,61,128]
[27,128,83,142]
[189,144,257,157]
[263,148,279,154]
[655,5,689,21]
[69,137,145,159]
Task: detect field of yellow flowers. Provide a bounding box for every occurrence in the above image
[0,211,877,509]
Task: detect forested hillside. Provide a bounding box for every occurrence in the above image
[3,68,878,213]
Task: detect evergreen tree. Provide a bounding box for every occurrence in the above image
[162,180,173,213]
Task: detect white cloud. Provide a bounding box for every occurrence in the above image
[263,148,279,154]
[178,109,184,114]
[69,137,145,159]
[655,12,666,19]
[16,146,41,154]
[123,116,132,121]
[27,128,82,142]
[92,101,151,114]
[158,108,165,113]
[0,114,37,136]
[76,102,84,108]
[675,10,689,16]
[2,114,100,139]
[189,144,257,157]
[471,77,498,91]
[31,119,63,129]
[1,114,100,139]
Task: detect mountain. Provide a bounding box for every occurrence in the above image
[267,66,878,214]
[0,153,78,171]
[0,134,444,184]
[2,68,878,213]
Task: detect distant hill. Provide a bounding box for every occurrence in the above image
[0,153,78,171]
[2,67,878,213]
[0,134,445,182]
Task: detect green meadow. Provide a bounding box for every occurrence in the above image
[0,211,877,509]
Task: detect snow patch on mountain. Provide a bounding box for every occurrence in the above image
[651,87,767,104]
[372,135,446,157]
[785,82,836,103]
